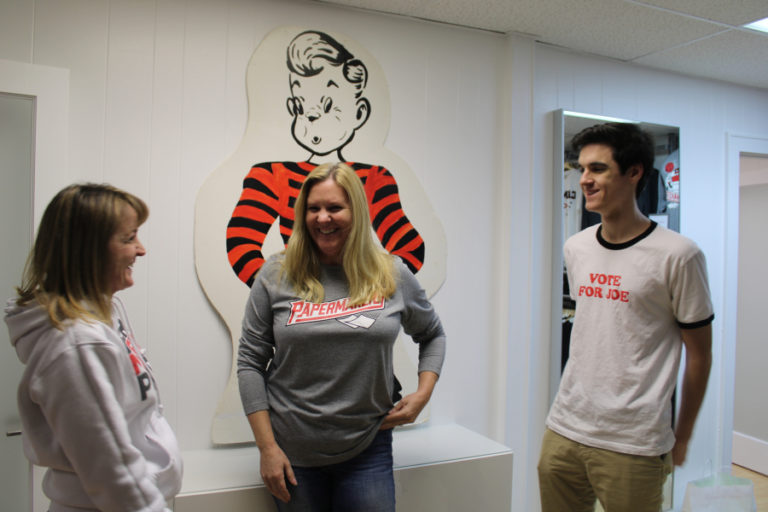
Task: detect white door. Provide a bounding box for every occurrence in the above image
[733,154,768,475]
[0,92,36,511]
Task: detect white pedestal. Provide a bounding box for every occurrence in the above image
[175,423,513,512]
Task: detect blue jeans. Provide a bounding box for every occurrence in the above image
[274,429,395,512]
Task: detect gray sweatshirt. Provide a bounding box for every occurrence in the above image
[5,298,182,512]
[237,255,446,466]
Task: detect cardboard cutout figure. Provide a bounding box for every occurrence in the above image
[227,30,425,286]
[195,27,446,444]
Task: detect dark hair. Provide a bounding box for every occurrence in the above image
[570,122,654,198]
[286,31,367,98]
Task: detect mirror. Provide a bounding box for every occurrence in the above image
[551,109,680,511]
[551,109,681,387]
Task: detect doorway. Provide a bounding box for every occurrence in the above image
[1,59,70,512]
[733,154,768,475]
[0,92,35,512]
[721,134,768,483]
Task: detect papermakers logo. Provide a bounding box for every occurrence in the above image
[287,298,384,326]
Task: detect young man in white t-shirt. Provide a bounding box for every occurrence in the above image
[538,122,714,512]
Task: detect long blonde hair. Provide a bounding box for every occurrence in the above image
[283,163,396,306]
[16,183,148,328]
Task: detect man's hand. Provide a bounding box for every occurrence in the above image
[671,437,689,466]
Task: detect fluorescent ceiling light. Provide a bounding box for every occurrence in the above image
[744,17,768,34]
[563,111,633,123]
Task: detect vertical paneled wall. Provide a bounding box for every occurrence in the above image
[0,0,505,452]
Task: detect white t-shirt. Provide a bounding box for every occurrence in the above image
[547,222,714,456]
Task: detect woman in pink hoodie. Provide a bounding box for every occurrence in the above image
[5,183,182,512]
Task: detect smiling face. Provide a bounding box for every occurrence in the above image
[287,65,369,157]
[106,204,146,295]
[578,143,641,219]
[305,178,353,265]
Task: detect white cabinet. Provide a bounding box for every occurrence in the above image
[175,423,513,512]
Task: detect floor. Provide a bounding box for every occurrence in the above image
[593,464,767,512]
[732,463,768,511]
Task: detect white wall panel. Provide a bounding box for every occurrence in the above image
[145,0,188,436]
[451,31,502,431]
[220,1,258,154]
[32,0,109,183]
[572,62,603,115]
[420,28,499,431]
[175,0,235,448]
[103,0,156,191]
[103,0,160,354]
[0,0,34,62]
[602,68,639,120]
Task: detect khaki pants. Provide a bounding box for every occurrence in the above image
[538,428,672,512]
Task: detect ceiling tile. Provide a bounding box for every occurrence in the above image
[314,0,514,33]
[634,28,768,89]
[313,0,768,90]
[496,0,727,61]
[317,0,727,60]
[634,0,768,26]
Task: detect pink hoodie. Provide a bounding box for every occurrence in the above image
[5,297,182,512]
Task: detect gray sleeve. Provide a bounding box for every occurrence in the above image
[398,264,446,376]
[237,264,276,415]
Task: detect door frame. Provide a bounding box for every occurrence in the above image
[0,58,69,512]
[720,133,768,474]
[0,59,70,224]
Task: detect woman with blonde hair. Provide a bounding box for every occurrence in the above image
[5,183,182,512]
[238,162,445,511]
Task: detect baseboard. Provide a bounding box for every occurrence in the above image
[732,431,768,476]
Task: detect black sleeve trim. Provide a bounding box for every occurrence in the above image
[677,314,714,330]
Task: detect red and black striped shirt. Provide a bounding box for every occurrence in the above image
[227,161,425,286]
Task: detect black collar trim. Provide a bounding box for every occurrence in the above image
[596,221,657,250]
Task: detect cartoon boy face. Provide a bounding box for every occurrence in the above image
[287,64,370,157]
